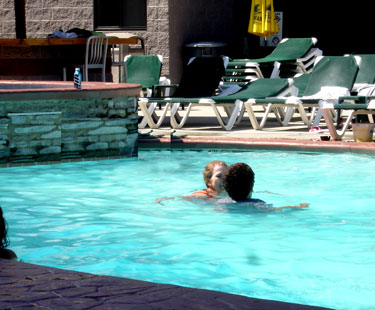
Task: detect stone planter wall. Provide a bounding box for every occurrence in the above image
[0,82,139,165]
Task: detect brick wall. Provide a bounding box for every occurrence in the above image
[0,0,237,82]
[0,0,170,77]
[0,0,93,38]
[0,0,16,38]
[25,0,93,38]
[134,0,170,79]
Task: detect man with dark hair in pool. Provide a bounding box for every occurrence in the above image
[221,163,308,210]
[0,206,17,260]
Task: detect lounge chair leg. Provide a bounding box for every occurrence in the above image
[210,101,243,131]
[281,107,295,126]
[258,104,273,129]
[312,109,323,127]
[234,104,246,126]
[138,101,170,129]
[138,102,158,129]
[285,98,311,128]
[170,103,193,129]
[321,107,345,140]
[244,100,262,130]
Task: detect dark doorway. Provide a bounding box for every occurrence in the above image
[14,0,26,39]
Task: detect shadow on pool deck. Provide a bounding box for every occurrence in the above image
[0,259,333,309]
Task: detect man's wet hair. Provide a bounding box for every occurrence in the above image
[223,163,254,201]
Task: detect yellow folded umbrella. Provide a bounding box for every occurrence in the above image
[248,0,279,37]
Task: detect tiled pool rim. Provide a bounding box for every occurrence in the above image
[3,134,375,168]
[0,80,140,100]
[138,135,375,155]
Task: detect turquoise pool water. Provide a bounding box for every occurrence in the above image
[1,149,375,310]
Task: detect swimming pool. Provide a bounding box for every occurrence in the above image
[1,148,375,310]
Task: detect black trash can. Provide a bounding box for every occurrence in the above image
[184,41,227,63]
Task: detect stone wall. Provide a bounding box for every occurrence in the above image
[7,112,62,162]
[0,116,10,160]
[0,96,138,165]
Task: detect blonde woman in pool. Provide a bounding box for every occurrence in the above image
[189,160,227,198]
[155,160,228,203]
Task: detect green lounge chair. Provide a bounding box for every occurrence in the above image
[124,55,172,128]
[226,37,322,80]
[138,56,227,129]
[321,85,375,140]
[332,54,375,124]
[122,55,164,97]
[139,77,296,131]
[242,55,361,130]
[292,73,311,97]
[351,54,375,93]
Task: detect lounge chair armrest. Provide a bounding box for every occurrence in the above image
[154,84,178,88]
[333,103,369,110]
[227,61,260,68]
[338,96,371,103]
[152,84,179,97]
[153,84,178,89]
[296,48,323,63]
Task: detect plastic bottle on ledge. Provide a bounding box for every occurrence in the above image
[74,68,82,89]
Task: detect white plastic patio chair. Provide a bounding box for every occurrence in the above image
[63,36,109,82]
[82,36,108,81]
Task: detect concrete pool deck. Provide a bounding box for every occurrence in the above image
[0,259,332,309]
[2,105,372,309]
[138,105,375,154]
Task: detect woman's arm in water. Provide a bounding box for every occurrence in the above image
[273,202,309,211]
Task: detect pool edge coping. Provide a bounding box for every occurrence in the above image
[139,136,375,154]
[0,258,333,310]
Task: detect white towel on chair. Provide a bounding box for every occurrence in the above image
[358,84,375,96]
[302,86,350,101]
[358,85,375,109]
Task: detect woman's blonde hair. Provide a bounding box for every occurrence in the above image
[203,160,227,187]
